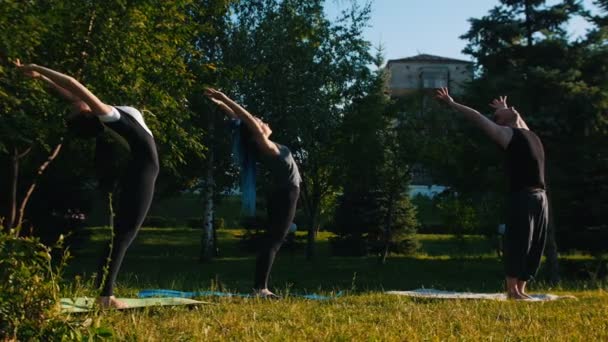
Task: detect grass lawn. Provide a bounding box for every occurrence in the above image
[60,227,608,341]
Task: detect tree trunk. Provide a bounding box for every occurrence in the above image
[5,147,19,232]
[306,212,318,261]
[16,142,63,230]
[524,0,534,47]
[544,192,560,284]
[380,190,395,264]
[542,168,560,284]
[102,190,114,228]
[213,216,219,257]
[200,122,215,262]
[4,146,32,233]
[305,192,321,261]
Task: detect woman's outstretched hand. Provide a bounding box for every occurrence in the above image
[12,59,40,79]
[204,87,227,101]
[204,88,227,106]
[435,87,454,104]
[204,87,237,118]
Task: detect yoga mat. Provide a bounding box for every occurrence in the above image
[61,297,209,313]
[386,288,577,301]
[138,289,342,301]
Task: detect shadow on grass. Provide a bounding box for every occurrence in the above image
[64,227,595,295]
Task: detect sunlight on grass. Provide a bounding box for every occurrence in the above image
[61,226,608,340]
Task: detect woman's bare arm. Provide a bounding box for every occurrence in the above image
[15,60,113,115]
[208,97,238,119]
[204,88,279,155]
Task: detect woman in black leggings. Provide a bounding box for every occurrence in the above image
[205,88,301,298]
[14,60,159,308]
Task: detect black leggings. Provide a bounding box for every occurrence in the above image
[504,190,549,281]
[254,185,300,289]
[96,112,159,296]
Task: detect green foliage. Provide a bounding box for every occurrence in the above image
[331,58,419,258]
[57,227,608,340]
[457,0,608,250]
[143,216,180,228]
[373,196,421,256]
[237,215,268,253]
[221,0,375,248]
[0,232,83,340]
[437,193,479,238]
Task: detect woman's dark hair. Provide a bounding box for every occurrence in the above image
[231,119,257,216]
[66,113,104,139]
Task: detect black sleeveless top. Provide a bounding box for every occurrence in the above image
[505,128,545,192]
[261,143,301,189]
[102,107,159,168]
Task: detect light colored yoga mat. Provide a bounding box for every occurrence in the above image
[61,297,209,313]
[386,289,576,301]
[139,289,342,301]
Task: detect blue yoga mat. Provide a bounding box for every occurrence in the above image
[138,289,342,301]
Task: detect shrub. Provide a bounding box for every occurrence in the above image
[393,235,421,255]
[237,216,267,253]
[329,235,368,256]
[0,232,78,340]
[437,194,478,238]
[186,217,225,230]
[558,226,608,254]
[187,217,203,228]
[143,216,178,227]
[331,190,419,257]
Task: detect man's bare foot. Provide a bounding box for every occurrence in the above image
[97,296,129,309]
[507,291,528,300]
[253,288,281,299]
[518,291,533,299]
[516,281,532,299]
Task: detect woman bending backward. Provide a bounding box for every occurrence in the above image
[14,60,159,309]
[205,88,301,298]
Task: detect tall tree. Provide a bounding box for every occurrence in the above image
[221,0,374,259]
[0,0,208,235]
[333,51,419,260]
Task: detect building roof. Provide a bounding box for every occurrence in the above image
[387,54,472,66]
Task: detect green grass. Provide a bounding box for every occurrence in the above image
[60,227,608,341]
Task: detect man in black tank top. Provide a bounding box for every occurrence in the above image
[436,88,549,300]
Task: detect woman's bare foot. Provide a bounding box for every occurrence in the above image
[97,296,129,309]
[253,288,281,299]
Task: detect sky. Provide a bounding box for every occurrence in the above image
[324,0,601,63]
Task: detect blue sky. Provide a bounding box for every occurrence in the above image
[325,0,601,62]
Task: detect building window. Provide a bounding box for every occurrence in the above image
[420,69,448,89]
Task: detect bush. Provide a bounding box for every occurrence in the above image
[367,235,420,257]
[393,235,421,255]
[329,235,368,256]
[143,216,179,227]
[187,217,203,228]
[331,190,419,257]
[437,194,478,238]
[237,216,267,253]
[0,232,78,340]
[187,217,225,230]
[558,227,608,254]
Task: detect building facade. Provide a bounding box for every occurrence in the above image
[386,54,473,97]
[386,54,473,195]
